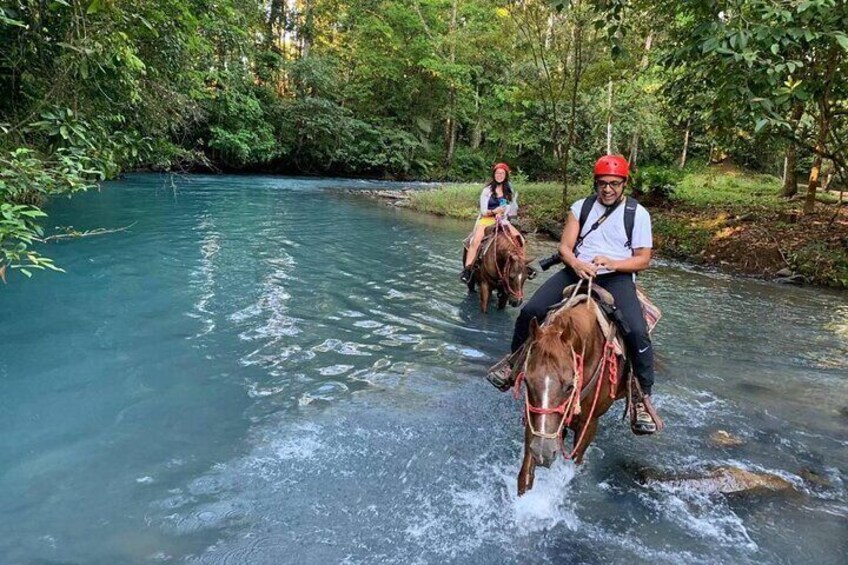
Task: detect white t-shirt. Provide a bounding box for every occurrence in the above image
[570,197,652,275]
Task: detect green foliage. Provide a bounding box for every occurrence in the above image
[2,0,846,284]
[407,184,482,219]
[206,83,282,168]
[674,171,785,209]
[0,147,99,277]
[443,148,490,181]
[789,241,848,289]
[632,165,683,202]
[651,215,713,257]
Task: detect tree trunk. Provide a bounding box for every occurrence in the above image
[561,12,585,218]
[781,102,804,197]
[444,92,457,166]
[804,110,830,214]
[628,130,639,166]
[679,119,691,169]
[782,144,798,197]
[804,46,838,215]
[629,33,652,167]
[470,85,482,150]
[606,79,613,155]
[302,0,314,59]
[640,33,653,68]
[444,0,459,166]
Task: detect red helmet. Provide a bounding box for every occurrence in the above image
[493,162,511,174]
[593,155,629,178]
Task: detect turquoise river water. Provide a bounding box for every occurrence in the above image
[0,174,846,564]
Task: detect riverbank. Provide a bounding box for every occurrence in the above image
[360,169,848,289]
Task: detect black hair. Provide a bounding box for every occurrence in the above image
[487,175,513,202]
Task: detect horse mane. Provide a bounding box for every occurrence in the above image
[530,306,599,375]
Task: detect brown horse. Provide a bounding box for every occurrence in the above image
[465,224,530,313]
[515,303,627,495]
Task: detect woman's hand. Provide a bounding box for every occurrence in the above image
[591,255,619,271]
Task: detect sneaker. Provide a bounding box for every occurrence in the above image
[632,401,657,435]
[486,355,514,392]
[460,266,474,283]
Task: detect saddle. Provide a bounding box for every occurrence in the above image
[463,225,520,266]
[541,281,662,426]
[554,282,661,340]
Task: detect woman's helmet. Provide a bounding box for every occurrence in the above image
[493,162,511,174]
[593,155,629,178]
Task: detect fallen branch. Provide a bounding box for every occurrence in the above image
[766,231,791,268]
[37,222,137,242]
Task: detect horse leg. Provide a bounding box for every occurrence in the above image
[571,418,599,465]
[479,280,491,313]
[518,426,536,495]
[497,289,508,310]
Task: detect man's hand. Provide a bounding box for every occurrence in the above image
[592,255,619,271]
[571,259,597,280]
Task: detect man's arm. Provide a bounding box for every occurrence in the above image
[558,212,597,279]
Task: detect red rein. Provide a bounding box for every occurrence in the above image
[515,341,620,460]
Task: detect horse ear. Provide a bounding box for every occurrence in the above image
[529,318,540,340]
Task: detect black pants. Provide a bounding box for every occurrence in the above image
[511,268,655,395]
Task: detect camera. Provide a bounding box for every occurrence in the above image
[538,253,562,271]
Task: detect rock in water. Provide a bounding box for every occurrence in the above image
[775,274,805,285]
[643,466,795,495]
[798,468,831,488]
[709,429,745,447]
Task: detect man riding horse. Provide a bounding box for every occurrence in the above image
[488,155,662,435]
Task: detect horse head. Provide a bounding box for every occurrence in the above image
[493,232,530,307]
[520,310,598,467]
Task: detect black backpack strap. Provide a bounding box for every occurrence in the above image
[574,194,623,252]
[578,194,597,234]
[623,197,638,250]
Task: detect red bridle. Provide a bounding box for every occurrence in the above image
[514,341,619,460]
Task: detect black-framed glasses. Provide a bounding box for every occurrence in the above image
[594,179,625,190]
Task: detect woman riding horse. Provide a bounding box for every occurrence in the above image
[460,163,524,284]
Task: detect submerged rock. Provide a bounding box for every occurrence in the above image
[798,468,832,488]
[640,466,796,495]
[709,429,745,448]
[775,273,805,285]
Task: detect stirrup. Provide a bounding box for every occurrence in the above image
[485,355,514,392]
